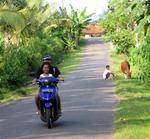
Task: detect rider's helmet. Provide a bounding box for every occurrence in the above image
[43,54,52,61]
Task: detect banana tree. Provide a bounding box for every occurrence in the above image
[0,0,27,9]
[0,0,53,43]
[69,5,94,47]
[0,6,26,45]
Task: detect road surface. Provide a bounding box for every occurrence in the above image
[0,38,116,139]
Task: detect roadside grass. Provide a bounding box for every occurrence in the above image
[111,52,150,139]
[0,86,37,103]
[0,39,85,103]
[58,38,85,74]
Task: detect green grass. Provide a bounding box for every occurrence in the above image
[111,52,150,139]
[58,48,82,74]
[0,86,37,103]
[0,39,85,103]
[58,38,85,74]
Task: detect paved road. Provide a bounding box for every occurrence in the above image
[0,38,116,139]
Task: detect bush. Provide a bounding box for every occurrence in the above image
[0,34,65,88]
[111,29,135,54]
[130,36,150,82]
[2,44,29,87]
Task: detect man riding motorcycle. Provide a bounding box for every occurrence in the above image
[32,54,63,115]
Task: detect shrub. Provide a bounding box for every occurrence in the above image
[2,44,29,87]
[0,34,65,88]
[130,36,150,82]
[111,29,135,54]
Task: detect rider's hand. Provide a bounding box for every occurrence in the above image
[59,77,64,82]
[58,75,64,82]
[32,78,37,84]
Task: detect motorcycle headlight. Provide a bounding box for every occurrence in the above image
[41,80,51,86]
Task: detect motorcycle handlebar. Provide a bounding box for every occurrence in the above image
[36,77,60,84]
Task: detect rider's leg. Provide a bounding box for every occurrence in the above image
[54,94,62,116]
[57,94,61,112]
[35,93,40,113]
[105,72,111,80]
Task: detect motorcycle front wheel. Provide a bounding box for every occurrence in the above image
[46,109,52,128]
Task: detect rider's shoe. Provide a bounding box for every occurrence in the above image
[36,109,41,115]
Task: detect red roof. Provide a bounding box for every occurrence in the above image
[82,24,104,34]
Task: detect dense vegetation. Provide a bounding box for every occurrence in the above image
[101,0,150,82]
[0,0,92,90]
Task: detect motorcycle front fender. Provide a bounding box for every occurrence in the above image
[44,102,52,108]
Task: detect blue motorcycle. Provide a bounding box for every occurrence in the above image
[36,76,61,128]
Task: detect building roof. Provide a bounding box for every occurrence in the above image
[82,24,104,34]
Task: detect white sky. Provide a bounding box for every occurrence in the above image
[45,0,109,20]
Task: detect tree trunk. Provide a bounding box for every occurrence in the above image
[75,30,80,48]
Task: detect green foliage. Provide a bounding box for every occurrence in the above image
[0,0,27,9]
[132,0,150,36]
[0,9,26,33]
[101,0,134,53]
[2,45,29,87]
[111,29,134,54]
[51,6,93,50]
[0,1,91,90]
[0,42,83,103]
[0,33,4,55]
[69,6,93,47]
[130,36,150,82]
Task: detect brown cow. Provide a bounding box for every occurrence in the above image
[121,60,131,79]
